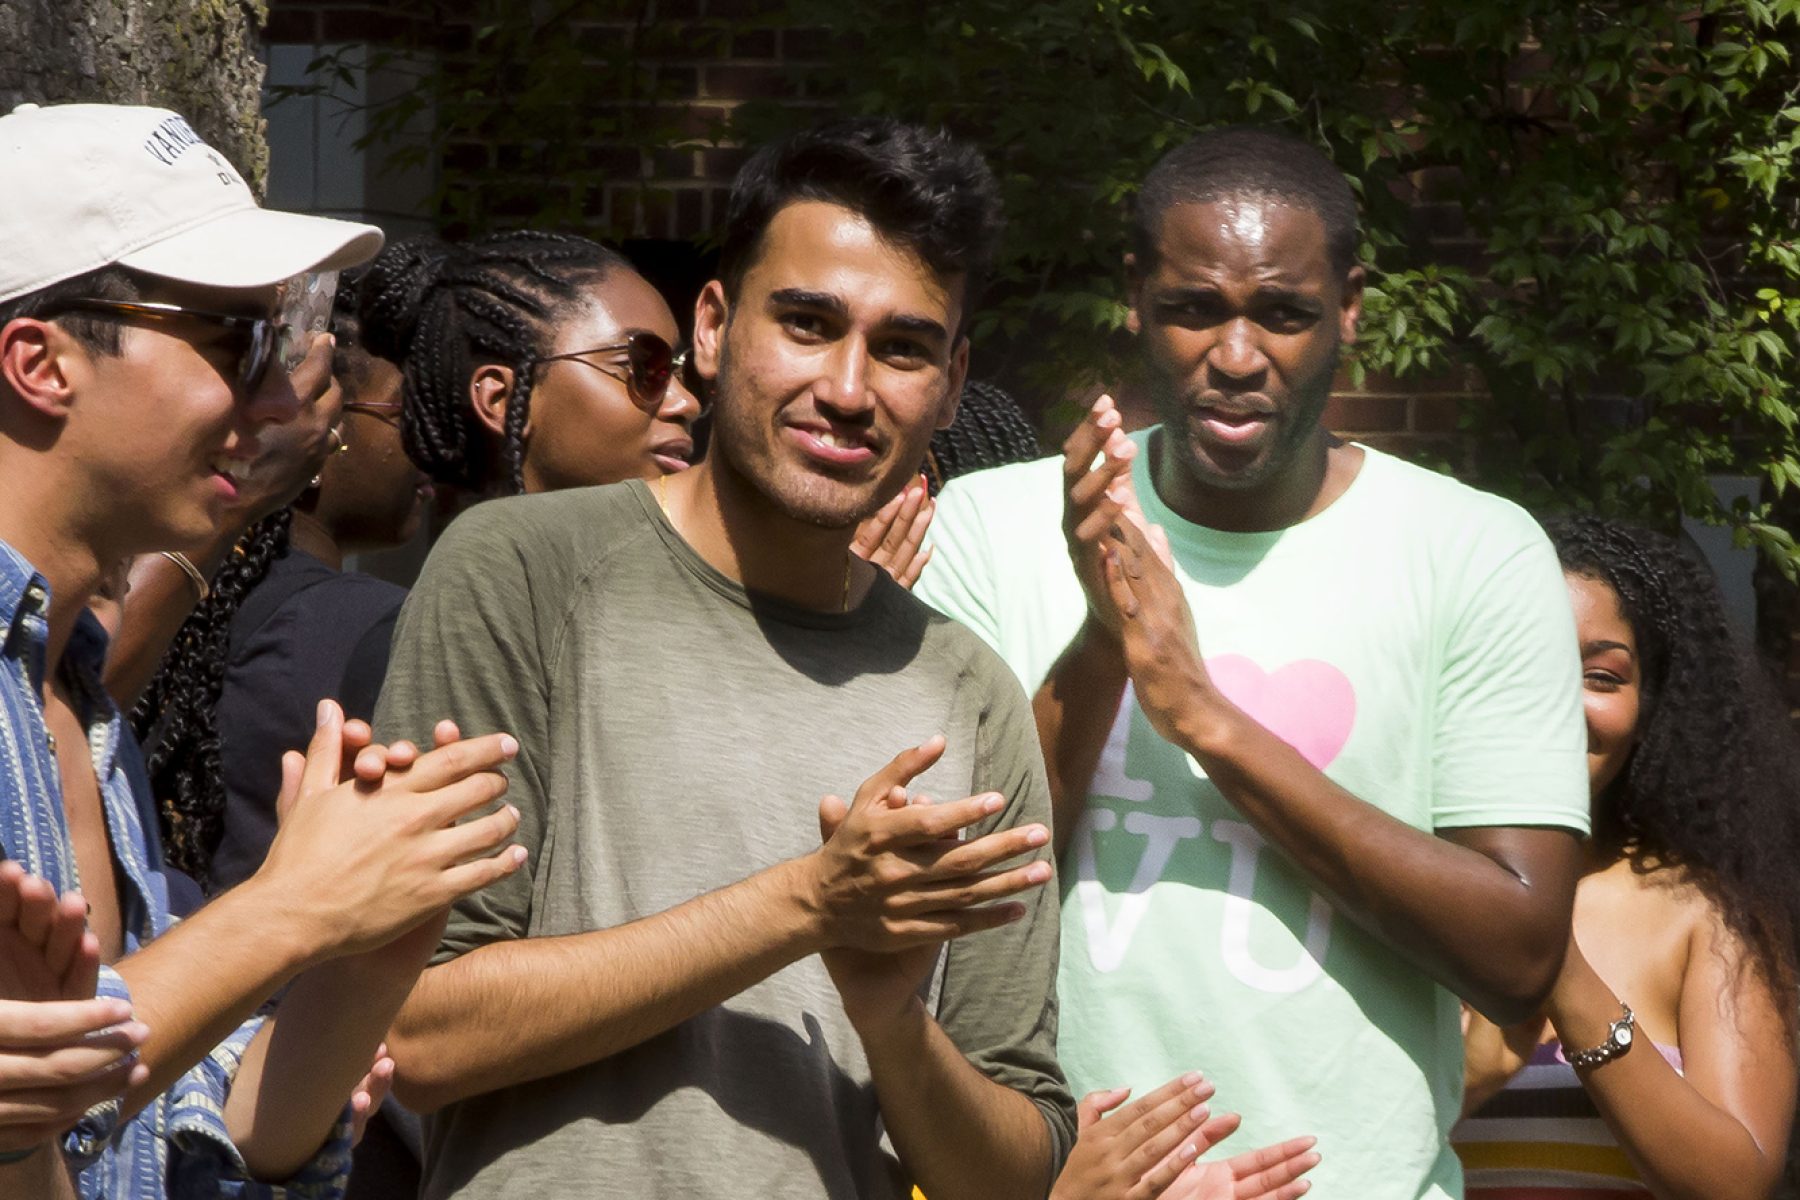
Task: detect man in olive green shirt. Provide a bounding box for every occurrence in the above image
[376,119,1075,1200]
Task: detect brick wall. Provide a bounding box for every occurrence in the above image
[260,2,1798,719]
[262,0,1441,451]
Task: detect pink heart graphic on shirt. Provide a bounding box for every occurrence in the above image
[1204,654,1357,769]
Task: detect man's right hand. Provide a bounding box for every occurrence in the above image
[247,699,528,966]
[0,862,148,1154]
[807,736,1051,1030]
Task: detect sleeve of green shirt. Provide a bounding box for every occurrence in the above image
[372,499,561,964]
[1429,503,1591,833]
[913,476,1005,653]
[931,649,1077,1175]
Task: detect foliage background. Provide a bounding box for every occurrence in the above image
[295,0,1800,593]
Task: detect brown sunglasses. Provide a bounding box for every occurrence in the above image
[531,331,698,413]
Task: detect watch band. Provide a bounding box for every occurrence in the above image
[1567,1000,1635,1070]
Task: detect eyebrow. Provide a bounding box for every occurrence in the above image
[767,287,949,343]
[1155,283,1321,307]
[1581,639,1635,657]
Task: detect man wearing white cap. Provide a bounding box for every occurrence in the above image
[0,102,531,1200]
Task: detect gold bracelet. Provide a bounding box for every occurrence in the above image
[159,551,210,604]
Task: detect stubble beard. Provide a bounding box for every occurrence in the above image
[707,352,876,532]
[1150,342,1340,494]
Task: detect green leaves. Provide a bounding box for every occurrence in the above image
[289,0,1800,579]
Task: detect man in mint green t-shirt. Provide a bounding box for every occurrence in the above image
[916,127,1590,1199]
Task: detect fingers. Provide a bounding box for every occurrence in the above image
[40,891,89,985]
[896,544,933,589]
[1062,394,1122,488]
[0,1024,147,1090]
[1106,510,1160,574]
[1110,1072,1207,1131]
[872,901,1028,946]
[886,858,1053,915]
[850,489,907,558]
[363,720,462,779]
[1120,1081,1220,1186]
[415,769,512,832]
[12,872,57,947]
[58,931,101,1003]
[435,843,529,901]
[274,749,305,827]
[1231,1136,1319,1199]
[0,860,24,926]
[0,1051,146,1132]
[0,998,136,1048]
[427,803,521,865]
[849,736,948,812]
[398,733,519,794]
[1102,546,1141,620]
[298,699,347,799]
[361,740,414,781]
[878,481,929,561]
[818,794,850,844]
[873,789,1007,845]
[1076,1086,1132,1131]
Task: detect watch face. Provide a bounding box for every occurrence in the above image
[1616,1025,1634,1047]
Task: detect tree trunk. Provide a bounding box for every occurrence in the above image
[0,0,269,190]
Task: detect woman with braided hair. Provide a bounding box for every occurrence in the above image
[1455,514,1800,1199]
[357,229,701,498]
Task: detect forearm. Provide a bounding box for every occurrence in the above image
[1548,957,1786,1200]
[224,953,417,1182]
[389,859,821,1112]
[1174,693,1576,1022]
[862,997,1053,1200]
[1033,621,1128,855]
[114,877,319,1120]
[104,530,244,709]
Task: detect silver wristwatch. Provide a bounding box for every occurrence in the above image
[1567,1001,1635,1070]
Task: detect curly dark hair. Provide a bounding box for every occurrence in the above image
[131,509,292,883]
[357,230,630,496]
[923,379,1042,494]
[1545,513,1800,1013]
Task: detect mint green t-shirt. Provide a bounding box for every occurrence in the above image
[915,433,1589,1200]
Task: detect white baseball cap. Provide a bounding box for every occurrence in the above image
[0,102,385,304]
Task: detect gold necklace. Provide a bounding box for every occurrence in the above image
[656,473,852,613]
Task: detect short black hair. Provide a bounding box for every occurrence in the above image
[1133,126,1360,276]
[718,117,1004,335]
[0,266,144,357]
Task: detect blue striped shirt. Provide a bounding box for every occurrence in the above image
[0,538,352,1199]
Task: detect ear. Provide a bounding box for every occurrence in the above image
[468,363,518,439]
[0,319,81,420]
[692,280,728,383]
[936,337,969,432]
[1337,265,1366,346]
[1123,252,1145,337]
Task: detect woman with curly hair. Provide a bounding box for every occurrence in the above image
[1455,514,1800,1199]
